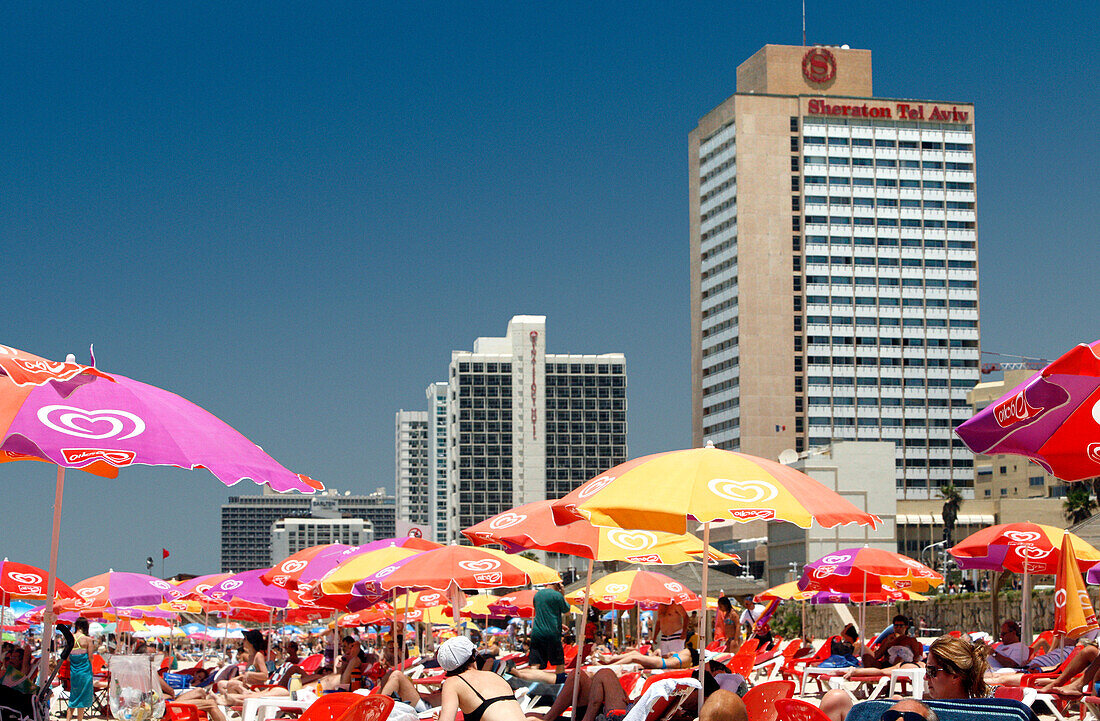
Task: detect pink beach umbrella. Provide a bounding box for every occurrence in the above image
[0,343,323,683]
[955,340,1100,481]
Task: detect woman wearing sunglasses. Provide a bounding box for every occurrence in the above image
[820,635,989,720]
[924,635,989,699]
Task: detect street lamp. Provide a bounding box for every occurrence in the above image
[922,540,946,568]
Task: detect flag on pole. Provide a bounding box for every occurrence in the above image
[1054,533,1098,640]
[162,548,170,559]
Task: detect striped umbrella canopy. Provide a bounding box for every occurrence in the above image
[951,523,1100,574]
[798,547,943,594]
[263,537,442,591]
[955,340,1100,481]
[566,569,698,610]
[0,560,77,605]
[550,444,882,534]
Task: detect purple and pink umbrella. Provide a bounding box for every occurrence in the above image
[955,340,1100,481]
[0,343,323,682]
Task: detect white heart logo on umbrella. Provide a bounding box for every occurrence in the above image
[374,565,398,578]
[489,513,528,530]
[77,586,105,599]
[151,580,171,589]
[36,405,146,441]
[606,530,657,551]
[281,560,308,574]
[664,582,684,593]
[707,478,778,504]
[1015,546,1052,560]
[8,572,42,585]
[812,565,838,579]
[459,559,501,572]
[579,475,616,499]
[419,594,441,604]
[1005,531,1041,543]
[221,580,243,590]
[604,583,629,594]
[197,584,213,594]
[820,554,851,565]
[1056,589,1067,608]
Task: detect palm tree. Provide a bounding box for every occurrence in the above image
[939,482,963,547]
[1064,484,1096,525]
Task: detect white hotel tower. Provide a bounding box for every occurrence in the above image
[690,45,980,498]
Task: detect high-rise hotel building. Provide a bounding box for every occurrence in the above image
[394,410,430,528]
[690,45,980,498]
[441,315,627,543]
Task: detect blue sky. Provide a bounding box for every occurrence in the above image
[2,1,1097,581]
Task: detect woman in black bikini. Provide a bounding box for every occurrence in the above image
[438,637,524,721]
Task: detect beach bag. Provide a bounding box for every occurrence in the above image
[109,655,166,721]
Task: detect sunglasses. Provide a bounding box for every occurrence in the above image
[880,711,927,721]
[924,665,951,678]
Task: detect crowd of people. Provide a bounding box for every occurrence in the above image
[3,595,1088,721]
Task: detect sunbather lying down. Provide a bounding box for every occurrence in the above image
[527,664,728,721]
[986,636,1099,690]
[596,636,702,671]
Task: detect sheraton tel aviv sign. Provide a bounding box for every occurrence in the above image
[807,98,969,123]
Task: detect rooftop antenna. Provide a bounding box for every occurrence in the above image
[802,0,806,46]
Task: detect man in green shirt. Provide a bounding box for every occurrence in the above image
[530,582,570,677]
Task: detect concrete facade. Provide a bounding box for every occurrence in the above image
[441,316,627,544]
[691,44,980,498]
[395,409,430,528]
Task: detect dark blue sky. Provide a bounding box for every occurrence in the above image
[3,1,1096,580]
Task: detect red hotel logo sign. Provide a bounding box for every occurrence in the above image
[807,98,970,122]
[802,48,836,84]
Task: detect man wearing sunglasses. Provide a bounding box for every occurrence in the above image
[879,700,938,721]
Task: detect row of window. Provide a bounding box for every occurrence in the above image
[805,157,973,171]
[806,297,976,311]
[805,196,974,210]
[806,237,976,251]
[806,376,966,388]
[807,356,979,368]
[806,257,977,271]
[545,410,627,423]
[805,176,975,191]
[809,417,960,428]
[802,117,973,131]
[803,137,972,151]
[808,396,968,407]
[546,446,626,458]
[545,398,626,410]
[545,375,626,387]
[805,217,976,229]
[805,333,978,346]
[809,292,981,303]
[806,278,976,291]
[546,433,627,445]
[807,297,979,311]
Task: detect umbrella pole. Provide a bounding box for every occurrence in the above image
[699,520,711,716]
[1023,567,1032,645]
[37,465,65,686]
[570,558,594,716]
[202,611,209,664]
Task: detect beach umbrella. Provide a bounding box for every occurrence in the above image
[311,544,435,605]
[955,340,1100,481]
[354,545,560,597]
[951,522,1100,642]
[488,590,582,618]
[758,581,928,604]
[0,560,77,605]
[0,343,321,683]
[463,500,737,564]
[263,538,442,592]
[203,569,294,608]
[65,572,178,611]
[797,547,942,639]
[1056,534,1099,640]
[550,443,881,712]
[797,548,943,594]
[951,523,1100,575]
[459,594,500,618]
[566,569,698,610]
